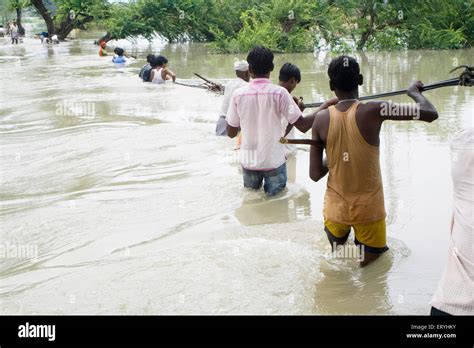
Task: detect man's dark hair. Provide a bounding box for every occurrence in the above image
[150,56,160,68]
[279,63,301,83]
[156,55,168,66]
[247,45,274,76]
[328,55,360,91]
[146,54,155,63]
[114,47,124,56]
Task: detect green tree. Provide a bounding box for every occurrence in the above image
[404,0,474,49]
[98,0,474,52]
[212,0,318,53]
[102,0,261,43]
[8,0,30,35]
[30,0,109,40]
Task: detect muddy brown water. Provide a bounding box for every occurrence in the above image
[0,35,472,314]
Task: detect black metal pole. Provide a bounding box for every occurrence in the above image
[304,78,460,108]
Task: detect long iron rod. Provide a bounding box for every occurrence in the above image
[304,78,459,108]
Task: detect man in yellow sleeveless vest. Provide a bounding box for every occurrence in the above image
[310,56,439,267]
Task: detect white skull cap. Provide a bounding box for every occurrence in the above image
[234,60,249,71]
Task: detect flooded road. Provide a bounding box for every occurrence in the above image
[0,35,472,314]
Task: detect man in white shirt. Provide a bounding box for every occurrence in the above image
[226,45,336,196]
[431,127,474,315]
[215,60,250,136]
[10,21,19,44]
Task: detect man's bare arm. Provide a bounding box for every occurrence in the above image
[309,115,328,182]
[284,123,293,137]
[164,68,176,82]
[293,97,338,133]
[227,125,239,138]
[406,80,438,122]
[284,97,305,136]
[292,113,315,134]
[374,81,438,123]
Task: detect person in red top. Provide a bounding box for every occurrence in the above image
[99,41,107,56]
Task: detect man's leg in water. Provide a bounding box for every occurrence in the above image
[353,219,389,267]
[263,163,287,196]
[242,167,264,191]
[324,219,351,251]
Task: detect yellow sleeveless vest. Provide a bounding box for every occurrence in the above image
[323,101,386,224]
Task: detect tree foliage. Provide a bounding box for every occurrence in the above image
[102,0,473,52]
[26,0,474,51]
[7,0,30,11]
[103,0,261,43]
[7,0,31,35]
[30,0,109,39]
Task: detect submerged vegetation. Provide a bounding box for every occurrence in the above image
[6,0,474,52]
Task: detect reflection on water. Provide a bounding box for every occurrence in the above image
[0,34,472,314]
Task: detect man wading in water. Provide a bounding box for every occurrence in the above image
[227,45,337,196]
[216,60,250,136]
[278,62,305,158]
[310,56,439,267]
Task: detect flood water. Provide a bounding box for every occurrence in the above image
[0,34,472,314]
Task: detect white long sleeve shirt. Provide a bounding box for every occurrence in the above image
[221,77,248,116]
[431,127,474,315]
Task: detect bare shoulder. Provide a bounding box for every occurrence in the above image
[360,100,384,112]
[312,108,330,142]
[314,108,330,127]
[358,100,386,119]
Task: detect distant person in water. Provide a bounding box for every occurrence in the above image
[99,41,108,56]
[39,31,49,43]
[0,25,6,38]
[430,127,474,316]
[139,54,155,82]
[310,55,439,267]
[5,21,11,36]
[150,55,176,84]
[51,34,59,44]
[112,47,127,65]
[226,45,336,196]
[10,21,19,44]
[278,63,305,157]
[215,60,250,136]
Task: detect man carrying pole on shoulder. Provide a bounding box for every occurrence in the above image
[310,55,439,267]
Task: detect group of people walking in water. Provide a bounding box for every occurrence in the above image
[99,41,176,84]
[209,45,471,315]
[138,53,176,84]
[96,41,471,315]
[1,27,470,314]
[0,21,60,44]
